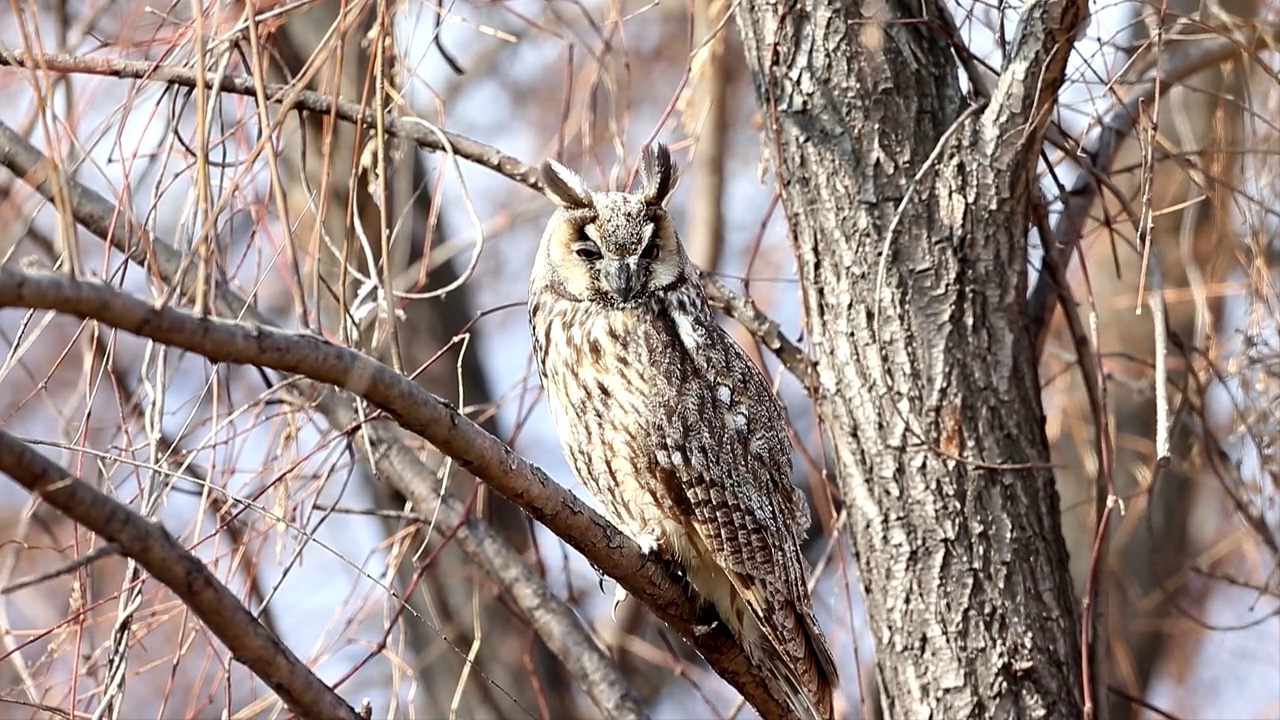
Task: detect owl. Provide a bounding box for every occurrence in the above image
[528,144,839,720]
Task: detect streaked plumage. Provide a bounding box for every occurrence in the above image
[528,144,839,720]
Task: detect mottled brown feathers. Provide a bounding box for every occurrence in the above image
[528,144,838,720]
[541,158,594,209]
[640,143,678,206]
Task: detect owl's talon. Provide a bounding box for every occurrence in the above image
[588,562,608,594]
[611,583,630,621]
[635,531,660,556]
[693,620,719,636]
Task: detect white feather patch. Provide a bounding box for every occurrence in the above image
[673,312,701,351]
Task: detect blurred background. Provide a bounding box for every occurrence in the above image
[0,0,1276,717]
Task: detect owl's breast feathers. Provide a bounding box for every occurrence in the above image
[527,286,682,536]
[529,279,839,720]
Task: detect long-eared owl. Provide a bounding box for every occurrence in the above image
[527,144,839,720]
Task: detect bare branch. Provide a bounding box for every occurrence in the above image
[0,264,788,715]
[0,113,792,716]
[0,541,121,596]
[0,428,363,720]
[1029,24,1280,345]
[700,270,815,390]
[982,0,1089,157]
[0,266,784,720]
[682,0,730,271]
[0,49,539,187]
[0,51,812,391]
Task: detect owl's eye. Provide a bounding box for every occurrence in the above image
[574,244,602,261]
[638,241,660,260]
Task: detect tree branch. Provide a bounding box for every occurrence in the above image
[982,0,1089,158]
[1028,24,1279,345]
[0,261,785,720]
[0,51,812,390]
[0,48,506,191]
[700,270,815,390]
[0,429,362,720]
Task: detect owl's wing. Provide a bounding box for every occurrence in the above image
[651,368,800,586]
[647,320,829,679]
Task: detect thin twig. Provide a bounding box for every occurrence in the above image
[0,541,121,596]
[1106,684,1184,720]
[0,50,812,393]
[0,429,362,720]
[1029,25,1280,345]
[1145,249,1172,466]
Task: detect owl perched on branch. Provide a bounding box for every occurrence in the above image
[527,143,839,720]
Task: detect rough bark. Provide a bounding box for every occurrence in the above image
[733,0,1085,717]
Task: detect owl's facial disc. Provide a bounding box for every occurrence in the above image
[570,213,664,304]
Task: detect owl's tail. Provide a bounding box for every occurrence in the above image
[766,604,840,720]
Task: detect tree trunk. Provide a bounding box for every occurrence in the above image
[733,1,1085,717]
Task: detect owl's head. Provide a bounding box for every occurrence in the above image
[534,144,688,307]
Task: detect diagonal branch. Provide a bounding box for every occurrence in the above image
[981,0,1089,159]
[0,265,787,717]
[0,111,793,715]
[700,270,815,390]
[0,49,537,190]
[0,429,363,720]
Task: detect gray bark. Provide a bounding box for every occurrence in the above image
[733,0,1086,717]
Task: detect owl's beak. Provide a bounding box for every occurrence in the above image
[603,260,639,302]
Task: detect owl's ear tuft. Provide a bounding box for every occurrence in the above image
[640,143,678,206]
[541,159,594,209]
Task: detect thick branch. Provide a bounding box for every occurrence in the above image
[0,266,781,712]
[0,271,786,718]
[982,0,1089,158]
[0,430,361,720]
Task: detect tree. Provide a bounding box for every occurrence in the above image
[733,0,1086,716]
[0,0,1277,718]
